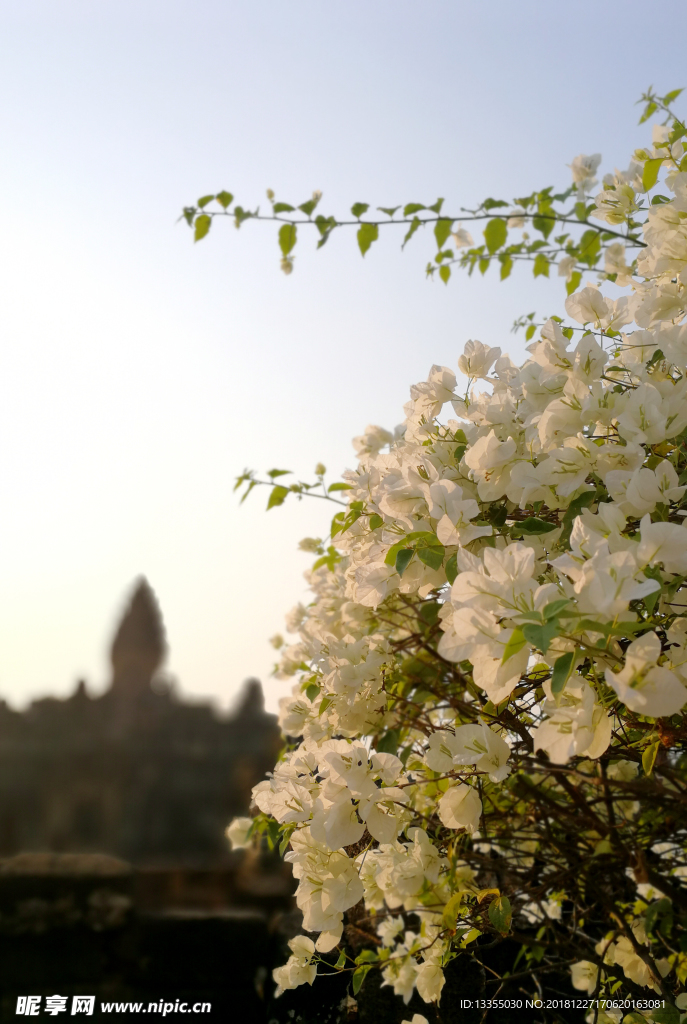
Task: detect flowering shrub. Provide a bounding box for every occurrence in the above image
[225,90,687,1016]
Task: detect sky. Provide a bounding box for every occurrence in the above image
[0,0,685,715]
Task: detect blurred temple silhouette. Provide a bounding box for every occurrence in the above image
[0,577,281,865]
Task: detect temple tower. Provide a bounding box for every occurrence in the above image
[109,577,167,699]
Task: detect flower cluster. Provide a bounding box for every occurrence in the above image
[230,105,687,1013]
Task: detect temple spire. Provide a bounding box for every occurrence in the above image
[109,577,167,698]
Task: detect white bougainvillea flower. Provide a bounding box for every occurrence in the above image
[458,339,502,380]
[225,816,253,850]
[437,783,482,831]
[426,722,510,782]
[605,632,687,717]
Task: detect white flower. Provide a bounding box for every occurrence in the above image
[571,960,598,994]
[438,783,482,831]
[415,963,445,1003]
[353,424,394,457]
[452,225,474,248]
[569,153,601,195]
[458,340,502,379]
[605,632,687,717]
[225,816,253,850]
[426,722,510,782]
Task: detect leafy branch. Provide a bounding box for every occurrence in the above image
[180,87,686,289]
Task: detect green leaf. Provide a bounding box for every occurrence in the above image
[663,88,684,105]
[645,896,673,936]
[445,553,458,585]
[376,728,400,754]
[340,509,362,533]
[479,257,490,275]
[522,620,559,654]
[233,205,254,226]
[351,202,369,218]
[499,255,513,280]
[642,158,663,192]
[551,651,574,695]
[357,222,379,257]
[216,191,233,209]
[267,468,291,478]
[483,198,508,210]
[369,514,383,530]
[566,270,582,296]
[574,202,588,221]
[273,202,295,213]
[298,198,318,216]
[639,100,658,124]
[333,950,347,970]
[488,896,512,935]
[578,229,602,267]
[265,817,281,851]
[267,485,289,510]
[439,264,451,285]
[278,824,296,856]
[428,197,444,214]
[653,1007,679,1024]
[525,324,536,341]
[194,214,211,242]
[383,531,437,566]
[378,206,400,217]
[417,543,445,570]
[318,696,332,715]
[434,218,453,250]
[532,212,554,239]
[484,218,507,254]
[516,517,557,535]
[278,223,297,256]
[402,216,422,249]
[403,202,426,216]
[420,601,440,626]
[642,740,660,776]
[352,964,372,995]
[542,599,571,621]
[562,490,596,523]
[197,194,215,208]
[593,838,613,856]
[442,893,464,930]
[315,214,337,248]
[328,482,353,492]
[502,629,527,664]
[355,949,379,964]
[396,548,414,576]
[533,253,550,278]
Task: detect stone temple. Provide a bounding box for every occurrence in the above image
[0,578,281,864]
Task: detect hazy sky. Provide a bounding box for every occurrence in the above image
[0,0,684,714]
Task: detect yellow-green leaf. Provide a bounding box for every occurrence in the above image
[643,158,663,192]
[642,740,660,776]
[357,222,379,256]
[434,218,453,250]
[278,223,297,256]
[484,218,507,254]
[267,485,289,510]
[488,895,512,935]
[352,964,372,994]
[502,629,526,664]
[194,214,211,242]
